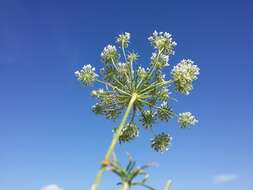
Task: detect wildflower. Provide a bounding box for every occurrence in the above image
[148,31,177,56]
[75,64,97,86]
[157,102,174,121]
[75,31,200,152]
[116,32,130,48]
[178,112,198,128]
[76,31,201,190]
[101,45,120,63]
[151,133,172,153]
[171,59,200,94]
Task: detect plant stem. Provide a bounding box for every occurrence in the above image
[91,93,137,190]
[136,48,163,89]
[95,79,131,96]
[164,179,172,190]
[120,182,129,190]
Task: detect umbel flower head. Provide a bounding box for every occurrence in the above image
[75,64,97,86]
[178,112,198,128]
[75,31,200,153]
[171,59,200,95]
[151,133,172,153]
[116,122,139,143]
[116,32,130,48]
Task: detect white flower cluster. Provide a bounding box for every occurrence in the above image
[157,101,173,121]
[137,66,148,80]
[118,62,128,74]
[75,31,200,153]
[151,53,169,69]
[159,88,170,101]
[75,64,97,86]
[148,31,177,56]
[116,32,131,48]
[156,73,166,83]
[178,112,198,128]
[127,52,139,63]
[171,59,200,94]
[161,101,167,107]
[101,45,119,63]
[91,88,105,97]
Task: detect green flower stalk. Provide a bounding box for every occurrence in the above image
[75,31,200,190]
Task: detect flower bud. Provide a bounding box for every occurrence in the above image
[151,133,172,153]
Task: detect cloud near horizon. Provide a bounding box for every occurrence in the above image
[41,184,63,190]
[213,174,238,184]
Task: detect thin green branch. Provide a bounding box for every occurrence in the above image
[111,58,119,72]
[95,79,131,96]
[91,94,137,190]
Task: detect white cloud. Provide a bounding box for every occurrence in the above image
[213,174,238,184]
[41,184,63,190]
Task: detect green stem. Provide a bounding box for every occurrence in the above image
[91,93,137,190]
[95,79,131,96]
[111,58,119,72]
[136,48,164,89]
[122,44,134,88]
[164,179,172,190]
[120,182,129,190]
[113,76,129,91]
[122,44,128,62]
[139,80,173,95]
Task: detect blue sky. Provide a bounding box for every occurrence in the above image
[0,0,252,190]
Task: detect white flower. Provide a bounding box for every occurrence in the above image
[118,62,128,74]
[171,59,200,94]
[101,45,119,63]
[151,53,169,69]
[127,52,139,62]
[172,59,199,80]
[75,64,98,86]
[117,32,131,48]
[178,112,198,128]
[161,101,167,107]
[91,88,105,97]
[75,31,201,152]
[157,101,174,121]
[159,88,170,101]
[137,66,148,79]
[148,31,177,56]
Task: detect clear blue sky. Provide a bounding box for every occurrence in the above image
[0,0,252,190]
